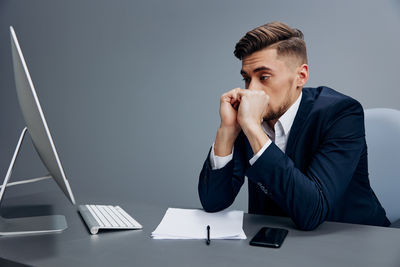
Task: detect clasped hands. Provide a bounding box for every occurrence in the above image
[214,88,270,156]
[219,88,269,136]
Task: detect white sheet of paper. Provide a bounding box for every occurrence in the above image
[151,208,246,239]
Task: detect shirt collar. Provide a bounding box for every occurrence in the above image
[262,91,303,136]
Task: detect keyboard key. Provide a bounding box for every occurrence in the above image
[101,206,119,227]
[116,206,142,228]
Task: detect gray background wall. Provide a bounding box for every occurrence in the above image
[0,0,399,212]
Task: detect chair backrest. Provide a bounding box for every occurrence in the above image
[364,108,400,223]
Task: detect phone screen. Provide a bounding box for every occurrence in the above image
[249,227,288,248]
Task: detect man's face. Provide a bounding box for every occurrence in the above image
[240,47,307,122]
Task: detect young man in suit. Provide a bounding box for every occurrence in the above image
[198,22,390,230]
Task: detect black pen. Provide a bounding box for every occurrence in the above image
[206,225,210,245]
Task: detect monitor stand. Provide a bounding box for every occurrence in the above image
[0,127,67,236]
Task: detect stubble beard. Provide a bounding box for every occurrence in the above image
[263,84,298,124]
[263,99,291,123]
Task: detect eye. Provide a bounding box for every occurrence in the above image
[260,75,270,81]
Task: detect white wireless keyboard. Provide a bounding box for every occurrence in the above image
[78,204,143,235]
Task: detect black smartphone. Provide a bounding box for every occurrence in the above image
[249,227,288,248]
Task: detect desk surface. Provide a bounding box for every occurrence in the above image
[0,191,399,267]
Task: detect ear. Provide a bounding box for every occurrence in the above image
[296,64,309,87]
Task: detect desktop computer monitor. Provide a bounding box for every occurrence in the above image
[0,26,76,235]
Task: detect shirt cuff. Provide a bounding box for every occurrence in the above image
[209,143,233,170]
[249,139,272,165]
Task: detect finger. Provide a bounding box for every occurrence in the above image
[237,89,249,97]
[229,88,241,100]
[222,88,242,103]
[237,90,249,101]
[238,90,268,99]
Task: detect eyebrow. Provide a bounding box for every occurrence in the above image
[240,66,273,76]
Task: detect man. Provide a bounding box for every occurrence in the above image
[198,22,390,230]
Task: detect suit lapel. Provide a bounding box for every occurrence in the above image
[285,88,315,158]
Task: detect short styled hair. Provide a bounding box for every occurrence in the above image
[234,22,308,65]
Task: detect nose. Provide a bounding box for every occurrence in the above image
[247,80,261,91]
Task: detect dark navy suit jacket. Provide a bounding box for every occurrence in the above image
[198,86,390,230]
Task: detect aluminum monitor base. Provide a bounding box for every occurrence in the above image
[0,127,68,236]
[0,215,67,236]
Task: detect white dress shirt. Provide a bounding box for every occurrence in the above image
[210,92,302,170]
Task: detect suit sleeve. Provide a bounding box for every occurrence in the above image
[198,133,247,212]
[246,99,365,230]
